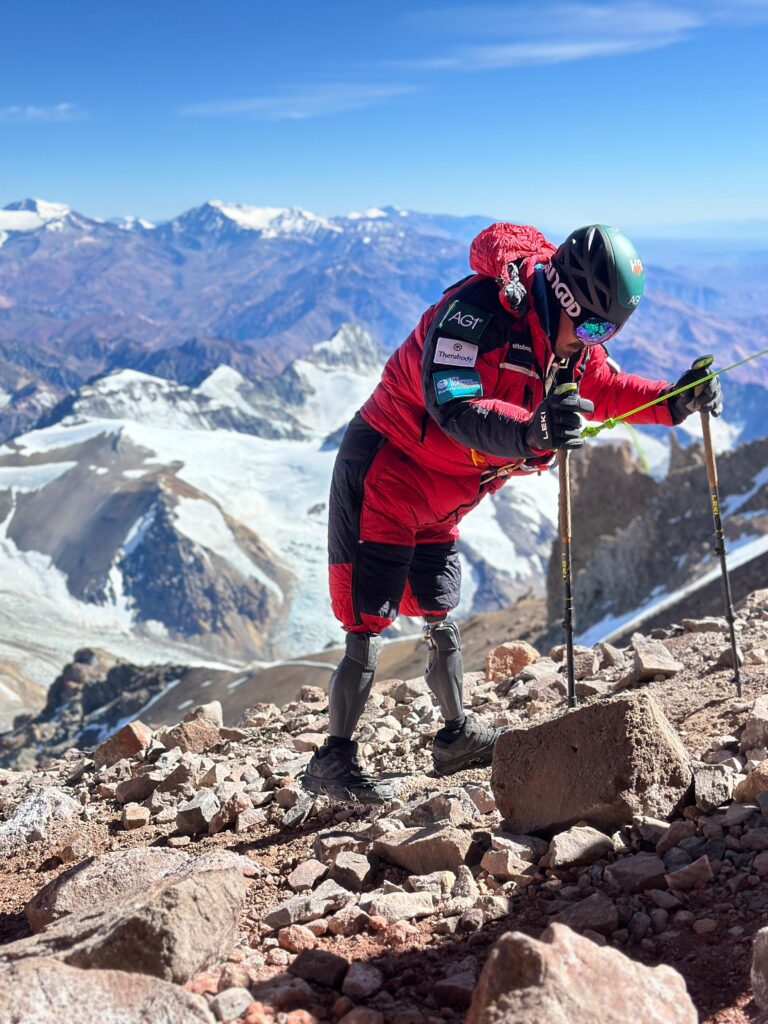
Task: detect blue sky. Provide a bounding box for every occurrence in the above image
[1,0,767,230]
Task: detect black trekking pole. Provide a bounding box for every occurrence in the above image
[555,377,579,709]
[690,355,745,697]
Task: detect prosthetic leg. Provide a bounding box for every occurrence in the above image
[302,632,394,803]
[424,616,502,776]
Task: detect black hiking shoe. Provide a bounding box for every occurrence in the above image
[432,716,502,776]
[301,738,394,804]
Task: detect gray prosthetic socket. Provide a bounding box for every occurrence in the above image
[424,617,464,722]
[328,632,383,740]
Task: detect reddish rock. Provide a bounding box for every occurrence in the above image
[664,855,714,891]
[491,691,691,834]
[92,721,153,768]
[467,923,697,1023]
[157,717,221,754]
[278,925,317,953]
[121,802,150,830]
[734,761,768,803]
[485,642,540,684]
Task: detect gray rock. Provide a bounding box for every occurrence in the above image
[751,925,768,1009]
[1,861,245,983]
[328,851,374,890]
[364,890,437,922]
[342,961,384,999]
[289,948,349,988]
[550,893,619,936]
[0,958,215,1023]
[287,858,328,892]
[540,825,613,869]
[435,972,476,1009]
[656,819,696,854]
[682,617,729,634]
[604,854,668,894]
[372,824,473,874]
[0,787,81,856]
[210,987,254,1022]
[176,789,221,836]
[742,695,768,753]
[491,691,692,833]
[694,763,734,812]
[630,638,683,682]
[263,879,353,929]
[26,847,191,931]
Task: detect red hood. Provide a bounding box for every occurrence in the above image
[469,222,556,310]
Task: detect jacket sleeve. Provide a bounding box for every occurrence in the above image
[580,345,675,426]
[420,299,534,458]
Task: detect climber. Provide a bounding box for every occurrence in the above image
[301,223,723,803]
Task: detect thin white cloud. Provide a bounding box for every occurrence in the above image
[0,102,81,123]
[397,1,759,71]
[417,34,686,71]
[181,83,418,121]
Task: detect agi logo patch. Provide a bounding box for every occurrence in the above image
[439,300,492,342]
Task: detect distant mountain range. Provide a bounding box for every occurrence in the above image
[0,195,766,732]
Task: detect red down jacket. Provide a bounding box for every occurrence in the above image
[360,222,674,480]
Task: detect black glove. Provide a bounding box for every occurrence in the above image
[666,355,723,424]
[523,384,594,453]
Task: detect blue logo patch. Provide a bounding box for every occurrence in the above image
[433,369,483,405]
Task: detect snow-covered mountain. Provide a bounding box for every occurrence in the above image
[0,323,563,726]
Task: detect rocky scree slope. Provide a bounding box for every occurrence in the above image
[4,592,768,1020]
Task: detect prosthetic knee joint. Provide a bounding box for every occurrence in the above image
[328,631,383,740]
[423,616,464,723]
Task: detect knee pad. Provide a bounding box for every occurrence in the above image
[424,619,461,653]
[345,631,383,670]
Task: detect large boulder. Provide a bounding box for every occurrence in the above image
[0,958,214,1023]
[491,691,692,834]
[25,847,192,931]
[467,923,697,1024]
[2,860,245,983]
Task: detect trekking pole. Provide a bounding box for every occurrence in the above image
[691,355,745,697]
[555,378,579,709]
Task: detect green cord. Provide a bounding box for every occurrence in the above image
[579,344,768,439]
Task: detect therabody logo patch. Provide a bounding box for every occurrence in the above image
[438,300,493,342]
[434,336,479,367]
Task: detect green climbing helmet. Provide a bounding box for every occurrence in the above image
[546,224,645,342]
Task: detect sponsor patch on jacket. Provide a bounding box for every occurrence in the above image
[433,369,483,405]
[434,336,479,368]
[438,300,492,342]
[502,338,534,369]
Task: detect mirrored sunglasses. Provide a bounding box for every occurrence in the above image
[574,316,620,345]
